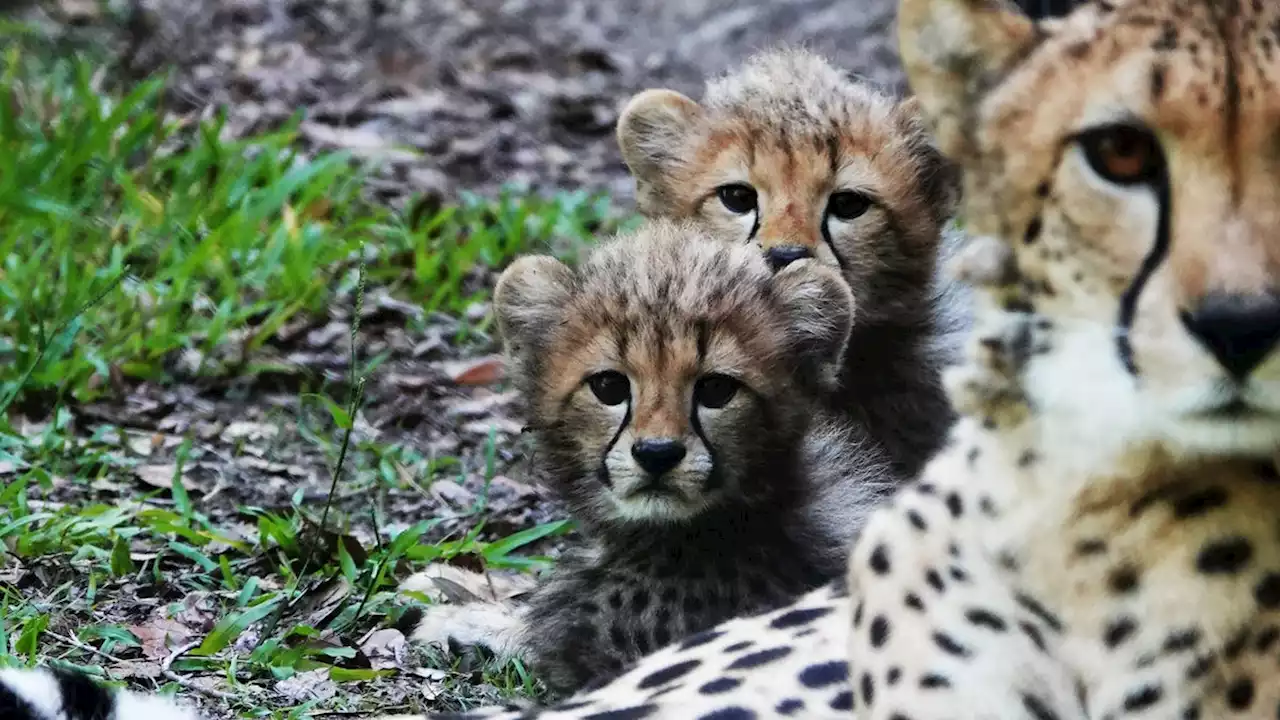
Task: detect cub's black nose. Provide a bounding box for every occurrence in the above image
[631,438,687,476]
[765,245,812,271]
[1180,292,1280,380]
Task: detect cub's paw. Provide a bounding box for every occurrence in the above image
[400,601,527,665]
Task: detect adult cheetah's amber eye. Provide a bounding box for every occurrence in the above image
[827,190,872,221]
[587,371,630,406]
[1077,124,1165,186]
[694,373,741,409]
[716,184,758,215]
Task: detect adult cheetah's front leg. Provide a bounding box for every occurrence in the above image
[844,474,1085,719]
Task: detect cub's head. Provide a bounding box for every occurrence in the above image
[617,47,959,324]
[494,219,854,528]
[899,0,1280,458]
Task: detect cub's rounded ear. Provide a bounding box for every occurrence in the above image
[771,260,855,389]
[896,95,962,223]
[617,89,704,212]
[493,255,575,365]
[897,0,1036,159]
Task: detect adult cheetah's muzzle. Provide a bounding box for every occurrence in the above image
[1179,292,1280,381]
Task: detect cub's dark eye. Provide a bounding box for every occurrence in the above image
[827,190,872,221]
[587,371,630,406]
[716,184,758,215]
[1077,124,1164,186]
[694,373,741,409]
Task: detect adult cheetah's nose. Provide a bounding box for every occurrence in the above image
[631,438,687,477]
[765,245,812,271]
[1179,292,1280,380]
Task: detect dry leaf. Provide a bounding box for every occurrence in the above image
[358,628,408,671]
[134,464,194,490]
[443,355,506,386]
[222,421,279,443]
[275,668,338,703]
[129,615,195,661]
[398,564,536,605]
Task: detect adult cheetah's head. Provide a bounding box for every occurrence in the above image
[900,0,1280,458]
[494,219,854,528]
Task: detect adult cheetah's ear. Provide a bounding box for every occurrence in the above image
[896,0,1037,159]
[617,89,703,214]
[493,255,575,374]
[772,261,855,391]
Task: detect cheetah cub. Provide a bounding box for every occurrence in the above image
[617,47,971,478]
[408,219,896,697]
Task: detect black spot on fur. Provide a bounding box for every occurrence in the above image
[798,661,848,689]
[925,569,946,593]
[920,673,951,689]
[859,672,875,705]
[769,606,832,629]
[581,706,659,720]
[1015,592,1063,632]
[775,699,803,715]
[1123,684,1163,712]
[904,592,924,611]
[1162,627,1201,653]
[1020,621,1048,653]
[724,641,753,653]
[887,666,901,685]
[1253,626,1279,653]
[1226,678,1254,710]
[1023,217,1043,245]
[907,510,928,531]
[945,492,964,517]
[636,659,701,690]
[830,691,854,711]
[1022,693,1062,720]
[679,629,721,650]
[869,544,891,574]
[870,615,890,648]
[1195,537,1254,575]
[949,565,970,583]
[965,607,1008,632]
[696,708,755,720]
[1108,564,1140,595]
[1254,572,1280,608]
[1172,486,1228,519]
[932,631,970,657]
[699,677,742,695]
[725,646,791,670]
[1104,616,1138,649]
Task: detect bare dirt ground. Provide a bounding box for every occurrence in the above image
[8,0,912,715]
[52,0,908,205]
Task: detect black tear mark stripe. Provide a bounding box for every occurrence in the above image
[819,217,850,271]
[600,405,633,488]
[1115,163,1172,376]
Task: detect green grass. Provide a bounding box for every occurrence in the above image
[0,36,634,718]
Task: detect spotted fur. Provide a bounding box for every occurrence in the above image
[0,667,200,720]
[617,47,973,479]
[404,219,899,698]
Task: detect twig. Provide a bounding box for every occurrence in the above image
[46,630,127,665]
[161,639,238,702]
